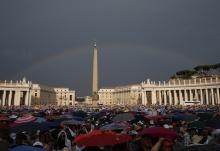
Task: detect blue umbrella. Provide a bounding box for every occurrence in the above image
[35,117,46,123]
[10,145,47,151]
[11,122,50,133]
[72,116,84,121]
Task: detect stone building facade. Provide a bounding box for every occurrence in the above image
[141,76,220,105]
[0,78,75,106]
[31,84,57,105]
[54,88,75,106]
[98,85,141,105]
[98,76,220,106]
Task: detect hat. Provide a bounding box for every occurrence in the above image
[150,120,154,125]
[192,135,203,144]
[163,124,170,129]
[33,141,43,148]
[10,133,16,140]
[129,130,138,135]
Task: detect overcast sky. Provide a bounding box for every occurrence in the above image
[0,0,220,96]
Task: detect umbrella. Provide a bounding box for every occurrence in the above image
[62,119,84,126]
[72,110,88,118]
[11,122,50,133]
[196,112,213,121]
[99,122,130,131]
[9,145,47,151]
[56,114,74,123]
[112,113,135,122]
[169,113,199,122]
[145,115,164,121]
[177,144,220,151]
[72,116,84,121]
[35,117,46,123]
[14,116,36,124]
[58,114,74,119]
[187,121,205,129]
[138,127,179,139]
[205,117,220,129]
[74,130,131,147]
[0,116,9,121]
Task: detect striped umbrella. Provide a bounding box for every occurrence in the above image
[14,116,36,124]
[0,116,9,121]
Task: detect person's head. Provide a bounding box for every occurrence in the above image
[140,135,152,150]
[162,138,174,150]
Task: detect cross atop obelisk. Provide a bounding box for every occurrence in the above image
[92,41,99,105]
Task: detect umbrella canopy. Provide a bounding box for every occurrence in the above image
[74,130,131,147]
[196,112,213,121]
[62,119,84,126]
[205,117,220,129]
[145,115,164,121]
[14,116,36,124]
[72,110,88,118]
[99,122,130,131]
[0,116,9,121]
[169,113,199,122]
[138,127,179,139]
[187,121,205,129]
[112,113,135,122]
[11,122,50,133]
[35,117,46,123]
[58,114,74,119]
[177,144,220,151]
[9,145,47,151]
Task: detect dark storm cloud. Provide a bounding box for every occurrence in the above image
[0,0,220,96]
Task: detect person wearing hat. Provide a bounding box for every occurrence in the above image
[191,134,203,144]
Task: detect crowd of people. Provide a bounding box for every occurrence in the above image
[0,104,220,151]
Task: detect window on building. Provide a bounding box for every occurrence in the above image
[35,93,37,97]
[70,95,72,100]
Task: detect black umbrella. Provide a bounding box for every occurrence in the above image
[187,121,205,129]
[177,144,220,151]
[205,117,220,129]
[11,122,50,133]
[196,112,213,121]
[112,113,135,122]
[62,119,84,126]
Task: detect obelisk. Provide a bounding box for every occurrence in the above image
[92,41,99,105]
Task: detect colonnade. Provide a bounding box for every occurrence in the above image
[0,89,31,106]
[141,77,220,105]
[142,87,220,105]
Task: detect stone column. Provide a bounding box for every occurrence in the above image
[205,89,209,105]
[25,91,29,106]
[15,90,21,106]
[189,89,193,101]
[8,90,12,106]
[2,90,6,106]
[158,90,162,105]
[216,88,220,104]
[195,89,199,102]
[152,90,157,105]
[174,90,178,105]
[142,91,147,105]
[168,90,172,105]
[163,90,167,105]
[200,89,204,105]
[184,89,187,101]
[179,90,184,105]
[211,88,215,105]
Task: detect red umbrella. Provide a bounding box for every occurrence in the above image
[138,127,179,139]
[0,116,9,121]
[74,130,132,147]
[14,116,36,124]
